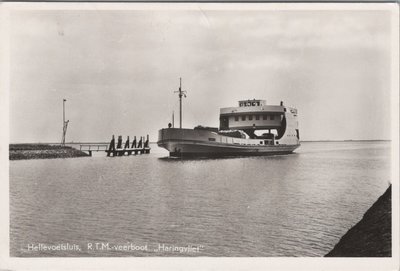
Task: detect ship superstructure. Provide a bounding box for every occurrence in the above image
[219,99,299,146]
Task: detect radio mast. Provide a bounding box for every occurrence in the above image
[174,78,187,129]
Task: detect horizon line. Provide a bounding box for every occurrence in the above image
[9,139,392,145]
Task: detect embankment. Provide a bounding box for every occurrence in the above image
[9,144,89,160]
[325,185,391,257]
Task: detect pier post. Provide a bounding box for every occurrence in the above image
[117,135,122,156]
[117,136,122,148]
[138,136,143,148]
[137,136,143,154]
[145,134,150,153]
[132,136,137,155]
[124,136,130,149]
[107,135,115,157]
[125,136,131,155]
[132,136,137,148]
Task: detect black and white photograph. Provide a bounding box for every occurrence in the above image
[0,2,399,270]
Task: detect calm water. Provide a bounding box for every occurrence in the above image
[10,141,391,257]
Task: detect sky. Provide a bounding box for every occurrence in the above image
[8,6,394,143]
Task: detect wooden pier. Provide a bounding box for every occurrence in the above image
[80,135,151,157]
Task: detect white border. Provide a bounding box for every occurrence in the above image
[0,2,398,271]
[390,3,400,270]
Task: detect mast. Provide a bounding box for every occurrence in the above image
[174,77,187,129]
[172,111,175,128]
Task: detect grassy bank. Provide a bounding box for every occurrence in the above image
[9,144,89,160]
[325,185,391,257]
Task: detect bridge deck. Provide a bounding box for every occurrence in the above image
[79,135,151,157]
[79,143,150,156]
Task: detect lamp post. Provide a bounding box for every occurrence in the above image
[61,99,69,146]
[63,98,66,129]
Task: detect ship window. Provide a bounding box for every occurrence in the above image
[263,115,268,120]
[260,141,263,144]
[208,138,216,141]
[255,115,260,120]
[249,115,253,120]
[234,116,239,121]
[241,115,246,121]
[270,115,275,120]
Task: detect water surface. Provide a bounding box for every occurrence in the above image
[10,141,391,257]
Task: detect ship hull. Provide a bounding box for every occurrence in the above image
[158,128,300,158]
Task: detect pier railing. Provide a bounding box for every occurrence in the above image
[80,144,109,152]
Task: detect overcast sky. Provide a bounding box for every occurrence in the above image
[9,6,394,143]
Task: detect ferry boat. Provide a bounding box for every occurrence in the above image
[157,79,300,157]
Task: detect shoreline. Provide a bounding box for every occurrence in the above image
[325,184,392,257]
[9,144,90,160]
